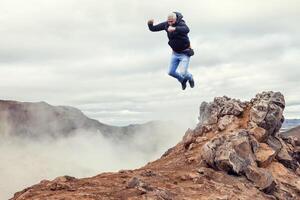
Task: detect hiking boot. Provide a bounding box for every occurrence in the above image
[181,78,188,90]
[189,77,195,88]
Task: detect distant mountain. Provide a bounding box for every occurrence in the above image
[281,125,300,140]
[281,119,300,131]
[0,100,178,139]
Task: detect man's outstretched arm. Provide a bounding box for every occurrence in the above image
[148,20,167,32]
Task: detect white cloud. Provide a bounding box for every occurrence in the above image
[0,0,299,125]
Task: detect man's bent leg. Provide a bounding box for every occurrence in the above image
[168,52,184,82]
[179,54,194,88]
[179,54,193,81]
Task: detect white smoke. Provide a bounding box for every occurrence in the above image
[0,121,190,200]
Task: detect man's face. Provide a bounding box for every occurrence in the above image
[167,17,176,26]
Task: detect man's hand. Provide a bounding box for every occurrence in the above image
[148,19,154,24]
[167,26,176,32]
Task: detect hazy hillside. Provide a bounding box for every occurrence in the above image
[0,99,182,140]
[0,99,187,200]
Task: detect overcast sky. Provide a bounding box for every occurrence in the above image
[0,0,299,126]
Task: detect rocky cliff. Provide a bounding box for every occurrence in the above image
[10,92,300,200]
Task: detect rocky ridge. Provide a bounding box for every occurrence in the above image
[11,91,300,200]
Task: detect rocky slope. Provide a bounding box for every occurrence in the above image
[10,92,300,200]
[281,125,300,140]
[0,100,174,140]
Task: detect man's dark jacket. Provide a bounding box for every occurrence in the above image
[148,12,190,53]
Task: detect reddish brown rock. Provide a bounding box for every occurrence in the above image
[245,165,276,193]
[217,115,237,131]
[255,143,276,167]
[249,126,268,142]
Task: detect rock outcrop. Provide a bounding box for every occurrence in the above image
[10,92,300,200]
[186,91,299,198]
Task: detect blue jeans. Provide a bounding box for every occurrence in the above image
[168,51,193,83]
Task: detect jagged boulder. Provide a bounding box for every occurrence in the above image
[198,91,299,196]
[249,91,285,137]
[194,96,247,136]
[198,96,246,126]
[217,115,238,131]
[201,129,276,192]
[244,165,275,193]
[202,130,256,174]
[249,127,268,142]
[254,143,276,168]
[276,136,300,170]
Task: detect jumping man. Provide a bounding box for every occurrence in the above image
[148,12,194,90]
